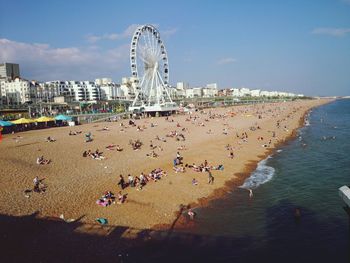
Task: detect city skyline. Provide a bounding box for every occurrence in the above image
[0,0,349,96]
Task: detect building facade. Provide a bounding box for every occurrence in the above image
[0,63,20,81]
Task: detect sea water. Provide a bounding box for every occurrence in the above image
[185,99,350,262]
[128,99,350,262]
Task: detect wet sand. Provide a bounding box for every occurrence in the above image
[0,99,331,231]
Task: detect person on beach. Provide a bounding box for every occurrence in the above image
[33,176,40,192]
[248,189,253,198]
[188,209,196,220]
[128,174,135,187]
[117,175,125,189]
[208,170,214,184]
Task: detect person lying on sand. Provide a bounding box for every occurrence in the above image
[106,144,116,150]
[146,150,159,158]
[173,165,185,173]
[177,145,187,151]
[36,156,50,165]
[46,136,56,142]
[116,145,123,151]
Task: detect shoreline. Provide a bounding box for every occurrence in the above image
[0,99,333,235]
[156,102,328,232]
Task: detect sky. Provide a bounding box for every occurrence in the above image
[0,0,349,96]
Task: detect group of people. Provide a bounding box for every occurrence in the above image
[96,190,126,207]
[82,149,105,160]
[32,176,47,193]
[129,139,142,150]
[117,169,167,191]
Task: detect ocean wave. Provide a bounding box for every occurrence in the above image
[240,156,275,189]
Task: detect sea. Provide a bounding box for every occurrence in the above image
[126,99,350,263]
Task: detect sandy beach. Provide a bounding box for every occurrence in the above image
[0,99,331,231]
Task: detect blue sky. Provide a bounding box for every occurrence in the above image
[1,0,349,96]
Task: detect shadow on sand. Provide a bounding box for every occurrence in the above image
[0,199,348,263]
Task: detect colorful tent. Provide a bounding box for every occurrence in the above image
[11,118,35,124]
[55,114,72,121]
[0,120,14,127]
[35,116,55,122]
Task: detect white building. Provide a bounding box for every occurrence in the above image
[1,77,36,105]
[67,81,101,102]
[174,82,188,98]
[99,82,123,100]
[231,87,251,97]
[186,87,203,98]
[250,89,261,97]
[95,78,112,85]
[120,77,138,100]
[202,83,218,97]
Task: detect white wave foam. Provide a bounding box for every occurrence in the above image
[276,149,282,153]
[240,156,275,189]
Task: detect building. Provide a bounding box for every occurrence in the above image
[95,78,112,86]
[67,81,101,102]
[120,77,138,100]
[185,87,203,98]
[174,82,188,98]
[202,83,218,97]
[99,83,123,100]
[231,88,251,97]
[0,63,20,81]
[1,77,36,105]
[250,89,261,97]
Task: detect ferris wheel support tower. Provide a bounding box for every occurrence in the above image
[128,24,178,113]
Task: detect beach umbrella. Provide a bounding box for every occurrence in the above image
[11,118,35,124]
[55,114,72,121]
[35,116,55,122]
[0,120,14,127]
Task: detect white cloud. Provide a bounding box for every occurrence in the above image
[0,38,130,81]
[162,27,178,37]
[311,27,350,37]
[87,24,178,43]
[86,24,141,43]
[217,57,237,65]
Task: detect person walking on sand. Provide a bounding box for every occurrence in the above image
[208,170,214,184]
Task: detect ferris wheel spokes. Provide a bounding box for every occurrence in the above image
[128,24,177,112]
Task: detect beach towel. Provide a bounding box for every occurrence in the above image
[96,218,108,225]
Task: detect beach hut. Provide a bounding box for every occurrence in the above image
[55,114,72,121]
[11,118,35,124]
[35,116,55,122]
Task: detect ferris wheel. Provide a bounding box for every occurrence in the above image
[129,24,177,113]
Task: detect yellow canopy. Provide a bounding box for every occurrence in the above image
[35,116,55,122]
[11,118,35,124]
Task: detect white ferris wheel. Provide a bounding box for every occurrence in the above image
[129,24,178,113]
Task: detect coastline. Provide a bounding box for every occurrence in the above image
[156,99,333,232]
[0,99,333,236]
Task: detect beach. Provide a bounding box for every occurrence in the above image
[0,99,331,231]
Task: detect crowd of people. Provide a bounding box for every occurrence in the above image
[20,100,309,225]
